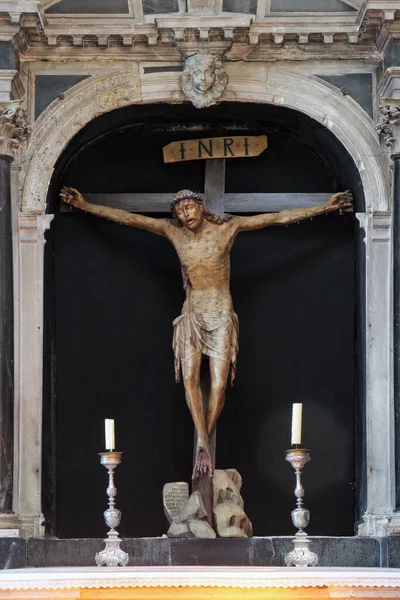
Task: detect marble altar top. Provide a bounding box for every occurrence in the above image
[0,567,400,590]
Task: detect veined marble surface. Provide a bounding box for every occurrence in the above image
[0,567,400,590]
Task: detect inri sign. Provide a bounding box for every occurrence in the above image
[163,135,268,164]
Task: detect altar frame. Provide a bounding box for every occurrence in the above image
[8,61,394,539]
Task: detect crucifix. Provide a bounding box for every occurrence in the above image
[60,135,352,530]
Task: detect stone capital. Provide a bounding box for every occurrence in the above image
[377,101,400,155]
[358,513,390,537]
[0,104,31,160]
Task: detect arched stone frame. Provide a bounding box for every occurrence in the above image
[14,64,392,538]
[21,65,387,214]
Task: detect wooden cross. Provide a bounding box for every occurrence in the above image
[76,166,333,216]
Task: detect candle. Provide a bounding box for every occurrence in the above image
[105,419,115,451]
[291,403,302,445]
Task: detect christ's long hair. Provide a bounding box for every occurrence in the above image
[204,209,233,225]
[172,208,233,227]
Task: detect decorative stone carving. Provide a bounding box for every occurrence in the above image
[212,469,253,538]
[377,103,400,152]
[163,487,216,538]
[0,106,31,159]
[181,53,228,109]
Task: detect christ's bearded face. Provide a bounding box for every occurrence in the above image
[192,59,216,94]
[175,199,204,232]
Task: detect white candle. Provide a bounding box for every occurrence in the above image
[291,403,302,445]
[105,419,115,451]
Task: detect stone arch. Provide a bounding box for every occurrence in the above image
[21,65,388,214]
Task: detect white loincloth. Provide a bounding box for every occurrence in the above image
[172,311,239,386]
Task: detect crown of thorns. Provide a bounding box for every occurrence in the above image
[170,189,205,213]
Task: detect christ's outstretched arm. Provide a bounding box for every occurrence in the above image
[60,187,170,237]
[233,191,353,233]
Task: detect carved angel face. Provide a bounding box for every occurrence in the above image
[181,53,229,110]
[192,57,216,94]
[14,108,25,126]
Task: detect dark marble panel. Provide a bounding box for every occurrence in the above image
[46,0,129,13]
[143,66,183,74]
[13,536,382,568]
[170,538,260,566]
[143,0,178,14]
[35,75,90,120]
[170,537,380,568]
[27,539,104,567]
[384,39,400,70]
[129,538,170,566]
[252,537,284,566]
[310,537,380,567]
[271,0,354,11]
[319,74,373,118]
[27,538,170,567]
[0,539,26,570]
[238,537,380,567]
[387,535,400,568]
[222,0,257,13]
[0,42,17,70]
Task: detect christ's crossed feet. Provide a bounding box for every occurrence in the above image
[193,446,212,478]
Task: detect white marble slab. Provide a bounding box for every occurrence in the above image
[0,567,400,590]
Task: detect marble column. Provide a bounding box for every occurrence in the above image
[357,210,393,537]
[0,106,30,514]
[393,150,400,510]
[0,151,14,511]
[376,101,400,532]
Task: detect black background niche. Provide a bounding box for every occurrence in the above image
[43,102,363,538]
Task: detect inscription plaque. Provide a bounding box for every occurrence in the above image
[163,482,189,524]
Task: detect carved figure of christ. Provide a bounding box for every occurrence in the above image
[60,184,352,477]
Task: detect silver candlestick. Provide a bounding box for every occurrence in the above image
[95,451,129,567]
[284,448,318,567]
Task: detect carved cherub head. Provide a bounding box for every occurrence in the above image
[181,53,228,109]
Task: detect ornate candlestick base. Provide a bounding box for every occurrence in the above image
[285,533,318,567]
[284,448,318,568]
[95,451,129,567]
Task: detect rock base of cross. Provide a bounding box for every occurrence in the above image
[162,468,253,538]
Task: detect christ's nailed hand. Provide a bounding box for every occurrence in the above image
[60,186,85,209]
[326,190,353,212]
